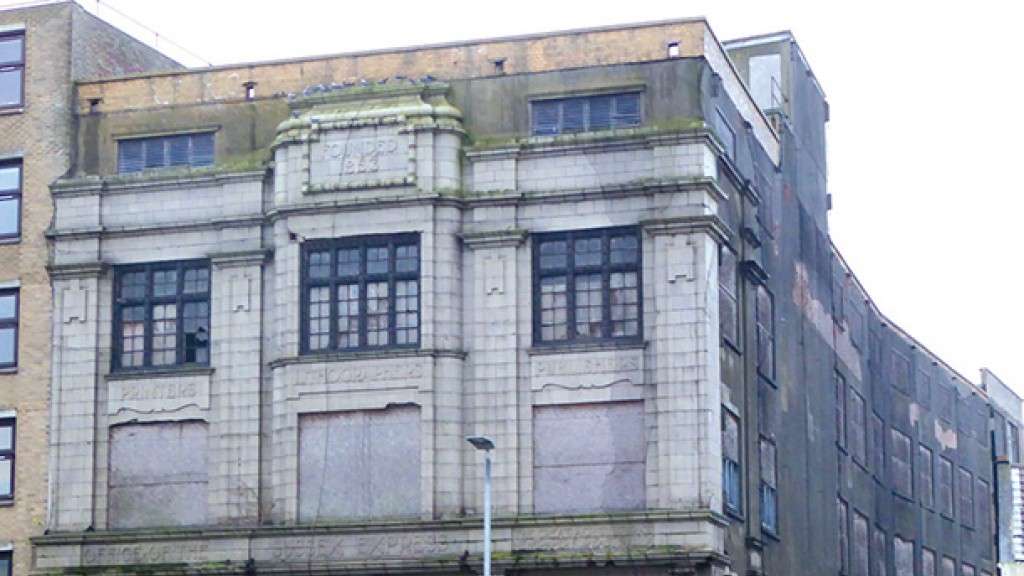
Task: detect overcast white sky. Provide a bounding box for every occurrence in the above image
[13,0,1024,391]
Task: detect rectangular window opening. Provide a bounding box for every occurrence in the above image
[118,132,215,174]
[0,417,14,501]
[0,160,22,241]
[302,233,420,353]
[530,92,642,135]
[114,261,211,370]
[0,287,18,369]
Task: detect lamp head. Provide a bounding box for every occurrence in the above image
[466,436,495,451]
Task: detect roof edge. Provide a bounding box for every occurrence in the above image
[76,16,710,84]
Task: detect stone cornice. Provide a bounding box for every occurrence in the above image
[640,214,730,244]
[460,228,528,249]
[210,249,272,268]
[48,216,264,241]
[46,262,107,280]
[268,347,467,369]
[51,170,267,198]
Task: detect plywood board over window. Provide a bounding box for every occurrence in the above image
[108,421,208,529]
[533,401,645,514]
[298,405,421,522]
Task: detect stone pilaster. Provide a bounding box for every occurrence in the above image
[644,217,727,511]
[462,228,527,515]
[48,262,105,531]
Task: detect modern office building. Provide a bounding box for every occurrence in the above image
[27,15,1004,576]
[0,3,178,576]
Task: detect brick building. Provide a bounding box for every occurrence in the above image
[0,3,178,576]
[29,16,1007,576]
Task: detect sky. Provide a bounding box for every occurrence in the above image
[10,0,1023,391]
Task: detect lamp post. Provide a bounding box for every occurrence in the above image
[466,436,495,576]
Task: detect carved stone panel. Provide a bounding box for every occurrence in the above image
[530,349,644,392]
[307,126,412,192]
[107,372,211,415]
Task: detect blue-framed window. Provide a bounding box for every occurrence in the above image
[531,92,641,135]
[118,132,214,173]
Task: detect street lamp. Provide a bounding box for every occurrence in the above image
[466,436,494,576]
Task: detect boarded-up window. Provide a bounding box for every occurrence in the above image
[919,444,934,508]
[853,511,869,576]
[890,351,911,395]
[836,371,847,449]
[959,467,974,528]
[962,564,975,576]
[940,557,955,576]
[756,286,775,381]
[109,421,208,529]
[890,429,912,498]
[722,410,742,514]
[916,368,932,408]
[849,387,866,464]
[894,536,913,576]
[719,247,739,347]
[1008,421,1020,464]
[534,401,644,513]
[298,405,420,522]
[921,548,935,576]
[872,526,887,576]
[848,298,865,350]
[935,382,954,423]
[977,478,991,545]
[838,498,849,574]
[938,457,954,516]
[871,413,885,477]
[760,437,778,534]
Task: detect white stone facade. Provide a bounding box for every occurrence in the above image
[43,82,729,573]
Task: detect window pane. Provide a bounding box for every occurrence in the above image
[183,302,209,364]
[143,138,166,168]
[0,68,21,108]
[0,423,10,450]
[610,271,638,337]
[121,306,145,367]
[588,95,612,131]
[191,133,214,166]
[574,274,602,337]
[562,99,585,133]
[539,276,567,341]
[0,457,10,497]
[613,93,641,127]
[610,234,639,265]
[152,269,178,297]
[308,250,331,279]
[337,248,360,277]
[396,244,418,273]
[366,281,390,346]
[120,271,146,300]
[0,36,23,64]
[0,327,14,365]
[760,439,777,486]
[574,237,601,267]
[0,165,20,190]
[366,246,389,274]
[0,196,18,236]
[539,240,567,270]
[0,293,14,320]
[151,304,178,365]
[336,284,360,349]
[308,287,330,351]
[395,280,418,345]
[118,139,145,173]
[183,268,209,294]
[532,100,560,135]
[168,135,190,166]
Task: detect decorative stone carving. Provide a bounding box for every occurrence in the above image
[61,284,87,324]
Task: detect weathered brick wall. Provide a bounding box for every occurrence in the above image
[0,7,74,576]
